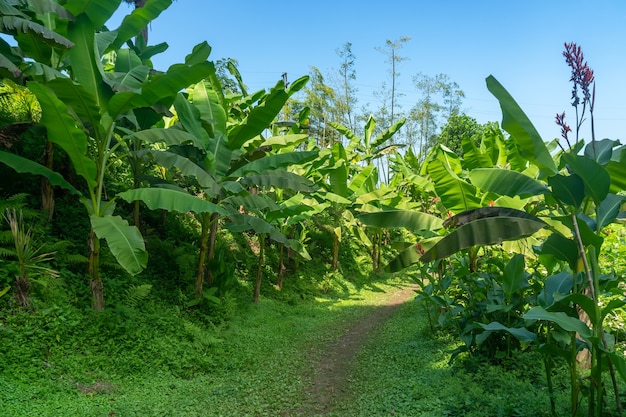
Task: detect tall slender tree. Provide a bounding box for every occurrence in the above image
[334,42,358,132]
[411,73,465,156]
[375,37,410,182]
[375,36,411,126]
[304,67,340,147]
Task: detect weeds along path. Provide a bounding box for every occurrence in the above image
[297,284,419,416]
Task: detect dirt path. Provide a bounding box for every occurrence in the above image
[296,284,418,416]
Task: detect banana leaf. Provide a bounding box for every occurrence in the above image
[108,0,172,51]
[118,188,227,216]
[469,168,549,198]
[27,82,97,190]
[124,128,205,150]
[90,214,147,276]
[240,171,317,193]
[358,210,443,234]
[428,159,481,213]
[0,151,79,195]
[420,214,546,262]
[229,151,317,177]
[228,76,308,150]
[486,75,557,176]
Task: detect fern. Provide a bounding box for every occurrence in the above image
[0,246,15,258]
[123,284,152,309]
[47,240,88,265]
[182,321,222,346]
[0,193,29,214]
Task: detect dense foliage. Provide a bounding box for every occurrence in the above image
[0,1,625,416]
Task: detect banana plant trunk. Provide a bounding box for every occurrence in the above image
[87,230,104,310]
[370,230,378,272]
[253,233,265,303]
[40,141,55,221]
[332,227,340,271]
[205,212,219,287]
[195,212,211,297]
[277,242,285,290]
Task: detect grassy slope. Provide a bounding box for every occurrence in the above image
[1,276,414,417]
[2,275,623,416]
[332,300,567,417]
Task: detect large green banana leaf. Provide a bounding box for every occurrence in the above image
[385,237,440,272]
[64,0,121,29]
[0,15,73,50]
[124,128,205,150]
[349,165,376,192]
[108,0,172,51]
[443,206,542,228]
[104,65,150,93]
[46,78,102,135]
[260,134,310,150]
[358,210,443,234]
[229,151,318,177]
[27,82,97,190]
[174,92,211,148]
[469,168,549,198]
[118,188,227,216]
[420,214,546,262]
[67,15,107,114]
[134,150,218,191]
[108,61,215,116]
[371,118,406,151]
[192,80,227,136]
[240,171,317,193]
[428,159,481,213]
[486,75,557,176]
[0,151,79,195]
[228,76,308,150]
[90,214,147,276]
[462,136,493,170]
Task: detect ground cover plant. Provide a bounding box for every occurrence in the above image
[0,1,625,417]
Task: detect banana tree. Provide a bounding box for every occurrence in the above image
[0,0,217,309]
[427,75,626,416]
[320,115,405,271]
[119,68,317,299]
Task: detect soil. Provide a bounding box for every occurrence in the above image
[293,284,418,416]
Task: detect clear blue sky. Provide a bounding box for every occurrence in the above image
[116,1,625,143]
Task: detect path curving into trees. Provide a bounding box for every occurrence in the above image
[293,284,419,416]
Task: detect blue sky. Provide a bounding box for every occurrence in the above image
[115,1,625,144]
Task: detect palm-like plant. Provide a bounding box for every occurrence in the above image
[3,208,58,308]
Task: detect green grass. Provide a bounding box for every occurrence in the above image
[2,272,625,416]
[330,300,559,417]
[0,275,410,417]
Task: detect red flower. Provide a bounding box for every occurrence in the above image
[555,111,572,142]
[563,42,594,105]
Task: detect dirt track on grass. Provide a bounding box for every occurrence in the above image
[293,284,418,416]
